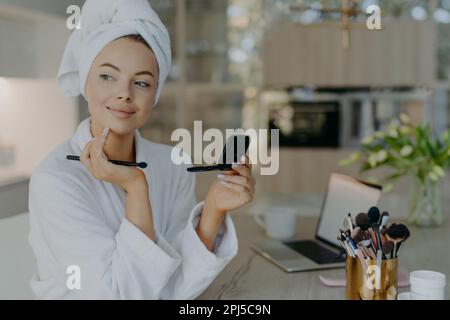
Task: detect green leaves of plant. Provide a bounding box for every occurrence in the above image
[339,116,450,190]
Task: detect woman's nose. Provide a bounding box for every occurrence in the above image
[116,85,132,102]
[117,95,132,102]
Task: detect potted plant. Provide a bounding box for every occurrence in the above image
[340,113,449,227]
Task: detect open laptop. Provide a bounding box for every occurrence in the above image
[251,173,382,272]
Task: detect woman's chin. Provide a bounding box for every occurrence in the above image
[92,113,145,136]
[111,125,137,136]
[106,121,139,136]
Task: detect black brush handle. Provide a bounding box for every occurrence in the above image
[395,241,404,258]
[187,164,233,173]
[66,155,148,169]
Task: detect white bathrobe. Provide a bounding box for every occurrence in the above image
[28,118,238,299]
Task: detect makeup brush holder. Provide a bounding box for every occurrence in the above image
[346,256,398,300]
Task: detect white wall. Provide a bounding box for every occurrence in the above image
[0,78,78,175]
[0,5,71,78]
[0,1,79,173]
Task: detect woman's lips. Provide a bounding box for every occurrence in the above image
[106,107,136,119]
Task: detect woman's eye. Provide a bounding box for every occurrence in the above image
[135,81,151,88]
[99,74,114,81]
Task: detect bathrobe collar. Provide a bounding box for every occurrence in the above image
[70,118,145,165]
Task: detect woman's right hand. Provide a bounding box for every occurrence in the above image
[80,128,146,192]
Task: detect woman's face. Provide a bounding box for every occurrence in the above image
[85,37,159,135]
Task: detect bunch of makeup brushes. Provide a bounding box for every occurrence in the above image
[337,206,410,262]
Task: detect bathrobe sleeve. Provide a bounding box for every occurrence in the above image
[29,171,183,299]
[158,165,239,300]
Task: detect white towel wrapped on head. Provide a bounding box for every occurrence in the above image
[57,0,171,106]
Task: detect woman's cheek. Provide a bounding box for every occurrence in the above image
[136,90,155,115]
[140,84,157,106]
[87,79,109,108]
[137,105,152,126]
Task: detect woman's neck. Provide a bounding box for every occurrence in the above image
[90,120,135,163]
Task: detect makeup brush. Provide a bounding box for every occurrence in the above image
[355,212,370,231]
[337,237,348,258]
[363,246,373,259]
[368,207,381,225]
[387,223,410,240]
[379,211,390,229]
[385,224,402,243]
[351,227,363,242]
[355,213,371,242]
[339,233,355,257]
[353,230,372,258]
[371,223,382,252]
[343,217,352,232]
[361,239,376,259]
[392,224,410,257]
[385,233,398,258]
[385,223,397,237]
[342,231,359,257]
[386,223,410,257]
[66,155,148,169]
[353,229,372,256]
[382,241,394,259]
[367,233,378,254]
[356,242,369,258]
[347,213,354,233]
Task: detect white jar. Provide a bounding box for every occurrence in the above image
[410,270,446,300]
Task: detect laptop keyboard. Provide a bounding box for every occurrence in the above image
[283,240,345,265]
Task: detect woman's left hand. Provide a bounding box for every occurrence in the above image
[204,155,255,216]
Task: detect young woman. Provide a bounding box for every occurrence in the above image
[28,0,255,299]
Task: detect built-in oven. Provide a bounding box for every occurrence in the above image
[268,101,341,148]
[265,88,432,148]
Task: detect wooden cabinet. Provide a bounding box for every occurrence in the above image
[263,20,437,88]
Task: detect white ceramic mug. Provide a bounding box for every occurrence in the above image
[254,208,297,240]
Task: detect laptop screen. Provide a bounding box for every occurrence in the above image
[315,174,382,248]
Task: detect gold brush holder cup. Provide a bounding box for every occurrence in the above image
[346,257,398,300]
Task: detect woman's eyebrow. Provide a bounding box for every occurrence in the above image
[99,63,155,78]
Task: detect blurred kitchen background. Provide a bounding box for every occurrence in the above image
[1,0,450,298]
